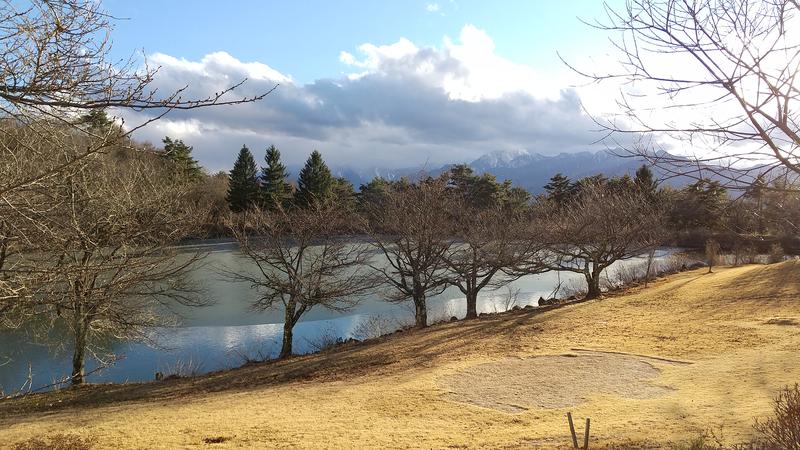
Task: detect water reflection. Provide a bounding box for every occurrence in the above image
[0,244,674,392]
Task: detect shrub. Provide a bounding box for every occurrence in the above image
[741,246,759,265]
[158,356,204,380]
[731,244,760,266]
[753,383,800,449]
[613,261,649,287]
[559,280,588,299]
[660,253,693,274]
[489,286,520,313]
[228,344,271,365]
[12,434,96,450]
[768,243,786,264]
[671,434,724,450]
[429,304,457,324]
[305,326,346,352]
[673,384,800,449]
[351,314,395,341]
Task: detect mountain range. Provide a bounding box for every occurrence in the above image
[306,149,701,194]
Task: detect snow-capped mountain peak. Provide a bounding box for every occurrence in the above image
[470,149,539,170]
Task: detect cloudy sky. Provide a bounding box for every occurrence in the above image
[105,0,626,171]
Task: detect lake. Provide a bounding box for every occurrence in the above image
[0,242,676,393]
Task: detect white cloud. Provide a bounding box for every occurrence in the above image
[340,25,566,102]
[425,3,440,13]
[344,38,420,69]
[338,51,356,65]
[121,26,606,172]
[149,51,292,84]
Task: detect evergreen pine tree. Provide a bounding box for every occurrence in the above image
[607,174,635,194]
[260,145,291,210]
[295,150,333,208]
[79,109,114,133]
[227,145,260,212]
[447,164,502,209]
[163,136,203,182]
[745,174,767,233]
[573,174,608,196]
[77,109,124,142]
[332,176,357,209]
[543,173,575,204]
[634,165,659,196]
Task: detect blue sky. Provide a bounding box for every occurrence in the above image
[106,1,613,83]
[105,1,628,171]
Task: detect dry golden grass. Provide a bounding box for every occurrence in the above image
[1,262,799,449]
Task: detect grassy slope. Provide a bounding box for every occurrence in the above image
[1,262,799,449]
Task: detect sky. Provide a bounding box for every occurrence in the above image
[104,0,628,171]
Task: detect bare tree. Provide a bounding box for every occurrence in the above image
[444,203,547,319]
[537,182,667,299]
[0,0,271,321]
[643,247,657,287]
[0,1,271,116]
[572,0,800,190]
[0,0,272,197]
[227,203,377,359]
[8,148,208,385]
[705,238,721,273]
[367,177,452,329]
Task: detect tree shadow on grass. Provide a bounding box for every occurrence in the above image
[6,263,792,419]
[723,261,800,302]
[0,305,554,419]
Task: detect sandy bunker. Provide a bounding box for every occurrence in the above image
[439,350,684,413]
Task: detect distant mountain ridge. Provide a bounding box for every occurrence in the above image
[287,149,710,194]
[466,149,651,192]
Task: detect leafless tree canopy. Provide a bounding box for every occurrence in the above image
[3,147,208,385]
[0,0,271,201]
[366,177,452,328]
[0,1,272,120]
[0,0,270,335]
[537,182,667,299]
[444,202,548,319]
[576,0,800,189]
[228,203,377,358]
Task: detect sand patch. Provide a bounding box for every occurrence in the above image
[439,351,681,413]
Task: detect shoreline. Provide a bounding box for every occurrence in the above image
[2,262,799,448]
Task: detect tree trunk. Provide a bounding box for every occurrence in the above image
[585,278,601,299]
[279,320,294,359]
[465,291,478,319]
[71,320,87,386]
[279,300,297,359]
[584,268,603,300]
[644,249,656,287]
[413,295,427,328]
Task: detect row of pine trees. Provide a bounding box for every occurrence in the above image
[160,136,798,245]
[226,145,345,212]
[156,136,342,213]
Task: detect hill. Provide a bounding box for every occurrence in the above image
[2,262,799,448]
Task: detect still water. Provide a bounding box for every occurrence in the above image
[0,242,674,393]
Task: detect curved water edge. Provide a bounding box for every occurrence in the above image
[0,247,679,393]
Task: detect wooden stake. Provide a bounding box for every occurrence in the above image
[583,417,591,449]
[567,412,578,449]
